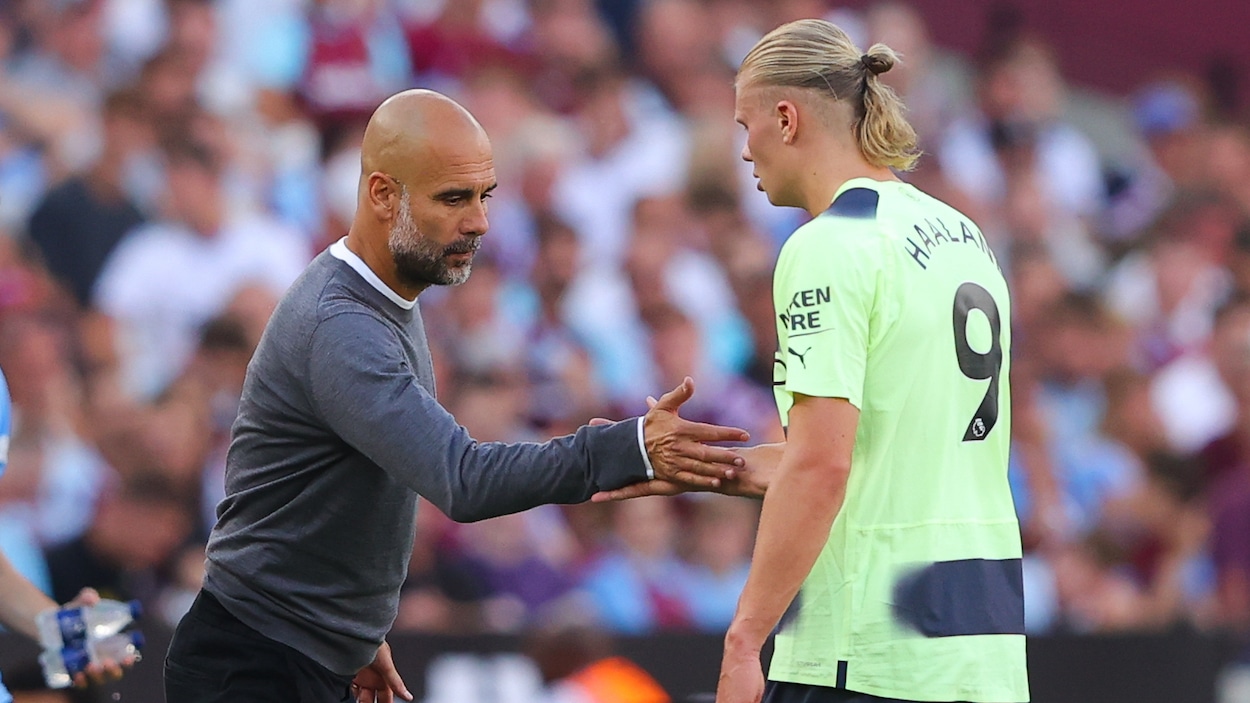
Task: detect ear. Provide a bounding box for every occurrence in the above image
[366,172,397,222]
[775,100,800,145]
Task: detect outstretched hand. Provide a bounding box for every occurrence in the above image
[352,642,413,703]
[591,442,784,503]
[65,588,134,688]
[643,377,749,488]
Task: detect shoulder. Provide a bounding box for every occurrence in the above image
[784,190,889,263]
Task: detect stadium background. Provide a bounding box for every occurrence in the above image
[0,0,1249,701]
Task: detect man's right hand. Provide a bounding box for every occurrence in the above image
[643,377,749,488]
[592,442,783,502]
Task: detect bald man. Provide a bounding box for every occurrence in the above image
[163,90,750,703]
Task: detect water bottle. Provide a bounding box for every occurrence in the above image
[35,599,142,651]
[39,631,144,689]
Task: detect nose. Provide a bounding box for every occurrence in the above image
[740,141,752,163]
[462,199,489,237]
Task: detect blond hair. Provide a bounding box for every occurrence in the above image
[737,19,920,171]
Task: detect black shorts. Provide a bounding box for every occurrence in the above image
[164,589,356,703]
[764,680,952,703]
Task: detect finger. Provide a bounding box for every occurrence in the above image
[73,672,87,688]
[588,417,613,426]
[651,376,694,412]
[377,646,413,701]
[75,587,101,606]
[685,444,747,467]
[356,686,372,703]
[379,686,395,703]
[681,420,750,443]
[590,481,681,502]
[646,396,658,409]
[672,471,721,489]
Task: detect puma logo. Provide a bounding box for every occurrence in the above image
[789,346,812,368]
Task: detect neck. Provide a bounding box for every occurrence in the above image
[345,225,429,299]
[797,146,898,217]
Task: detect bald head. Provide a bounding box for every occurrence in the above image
[350,89,497,297]
[361,89,491,182]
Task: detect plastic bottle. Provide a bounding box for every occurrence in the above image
[39,631,144,689]
[35,599,142,651]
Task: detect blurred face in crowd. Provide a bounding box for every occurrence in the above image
[166,155,223,235]
[613,496,678,561]
[980,42,1063,124]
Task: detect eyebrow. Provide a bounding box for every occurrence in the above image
[433,183,498,201]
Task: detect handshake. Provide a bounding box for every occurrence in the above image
[592,377,782,504]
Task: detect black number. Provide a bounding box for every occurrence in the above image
[952,282,1002,441]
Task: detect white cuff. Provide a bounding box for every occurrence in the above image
[636,417,655,480]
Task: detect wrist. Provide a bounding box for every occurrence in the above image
[725,619,767,654]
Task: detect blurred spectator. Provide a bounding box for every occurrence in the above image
[42,471,194,607]
[1105,192,1239,371]
[525,215,602,430]
[26,87,151,306]
[939,37,1104,220]
[525,617,670,703]
[551,63,689,269]
[676,495,755,632]
[580,496,692,634]
[864,2,972,148]
[1150,282,1250,457]
[298,0,413,134]
[0,0,109,178]
[92,137,308,399]
[0,312,106,547]
[404,0,526,83]
[1024,293,1139,538]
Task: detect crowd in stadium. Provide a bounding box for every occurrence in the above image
[0,0,1247,646]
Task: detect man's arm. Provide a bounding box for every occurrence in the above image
[307,313,747,523]
[725,395,856,652]
[0,552,128,686]
[0,549,55,641]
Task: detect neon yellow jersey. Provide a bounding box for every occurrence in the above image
[769,178,1028,702]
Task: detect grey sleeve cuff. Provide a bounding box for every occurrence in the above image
[583,418,651,492]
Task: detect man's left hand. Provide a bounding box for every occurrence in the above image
[715,636,765,703]
[352,641,413,703]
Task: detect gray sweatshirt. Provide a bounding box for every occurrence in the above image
[203,244,648,675]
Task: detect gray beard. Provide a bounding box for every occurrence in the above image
[388,190,477,287]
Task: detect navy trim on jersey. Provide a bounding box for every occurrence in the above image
[890,558,1025,637]
[825,188,879,219]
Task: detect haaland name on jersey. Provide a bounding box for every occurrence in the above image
[904,217,1000,272]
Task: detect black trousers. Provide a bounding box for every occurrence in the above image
[164,590,356,703]
[764,680,967,703]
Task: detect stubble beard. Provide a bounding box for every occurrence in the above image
[388,189,478,288]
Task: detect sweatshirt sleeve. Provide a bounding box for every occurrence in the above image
[306,311,648,522]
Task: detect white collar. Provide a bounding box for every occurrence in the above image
[329,237,417,310]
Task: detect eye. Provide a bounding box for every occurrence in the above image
[481,192,493,201]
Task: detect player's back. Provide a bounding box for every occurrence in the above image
[769,178,1027,702]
